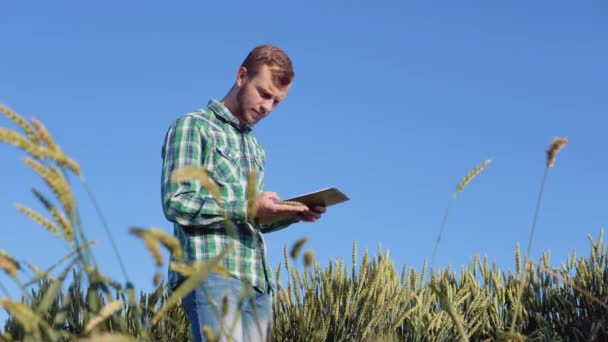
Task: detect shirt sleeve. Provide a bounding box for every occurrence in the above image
[258,217,300,234]
[161,116,249,227]
[253,160,299,233]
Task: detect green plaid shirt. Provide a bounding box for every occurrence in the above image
[161,99,295,293]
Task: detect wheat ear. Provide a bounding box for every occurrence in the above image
[0,128,43,159]
[0,251,20,279]
[546,137,568,168]
[0,104,40,145]
[14,203,60,237]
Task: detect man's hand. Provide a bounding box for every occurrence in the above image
[297,205,326,223]
[253,192,308,221]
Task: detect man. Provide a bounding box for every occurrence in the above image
[160,45,326,341]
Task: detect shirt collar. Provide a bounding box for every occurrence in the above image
[208,99,252,132]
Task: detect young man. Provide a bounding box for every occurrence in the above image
[161,45,325,341]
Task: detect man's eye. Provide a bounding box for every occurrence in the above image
[259,90,271,99]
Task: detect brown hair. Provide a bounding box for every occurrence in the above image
[241,45,294,87]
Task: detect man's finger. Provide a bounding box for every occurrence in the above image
[275,203,307,213]
[312,205,326,214]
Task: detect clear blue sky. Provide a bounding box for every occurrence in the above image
[1,1,607,322]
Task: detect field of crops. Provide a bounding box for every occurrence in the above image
[1,104,607,341]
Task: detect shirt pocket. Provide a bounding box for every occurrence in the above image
[213,146,242,184]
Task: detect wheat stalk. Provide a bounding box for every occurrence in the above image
[169,261,229,279]
[431,159,492,269]
[510,137,569,333]
[79,177,130,282]
[169,261,197,276]
[23,240,97,287]
[24,262,56,282]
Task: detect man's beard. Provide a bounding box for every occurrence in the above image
[235,85,248,123]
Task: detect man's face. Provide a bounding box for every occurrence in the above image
[234,65,290,127]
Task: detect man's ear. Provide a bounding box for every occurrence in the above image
[236,66,248,87]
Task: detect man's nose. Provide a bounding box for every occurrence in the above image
[260,99,273,114]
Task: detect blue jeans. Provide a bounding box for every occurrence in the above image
[182,273,273,342]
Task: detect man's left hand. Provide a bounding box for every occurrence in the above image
[297,205,326,222]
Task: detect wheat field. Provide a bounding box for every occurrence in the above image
[1,104,607,341]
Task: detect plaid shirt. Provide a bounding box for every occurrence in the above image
[161,99,296,293]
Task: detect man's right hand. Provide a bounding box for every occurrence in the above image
[253,192,308,221]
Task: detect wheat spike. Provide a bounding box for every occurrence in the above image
[14,203,59,236]
[40,147,81,176]
[31,118,81,174]
[304,250,315,267]
[30,118,58,151]
[247,170,258,223]
[31,188,74,242]
[515,243,521,275]
[23,157,75,216]
[546,137,568,168]
[48,166,75,214]
[84,300,124,333]
[130,228,164,266]
[283,245,291,271]
[144,227,183,260]
[170,167,222,204]
[0,251,20,279]
[0,128,43,159]
[456,159,491,194]
[202,325,217,342]
[290,237,308,259]
[0,298,41,333]
[277,200,305,206]
[50,207,74,242]
[0,104,40,145]
[145,236,163,266]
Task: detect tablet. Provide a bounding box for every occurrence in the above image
[257,188,349,225]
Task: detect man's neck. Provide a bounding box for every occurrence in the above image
[219,94,246,129]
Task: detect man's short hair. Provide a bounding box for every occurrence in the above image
[241,45,294,87]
